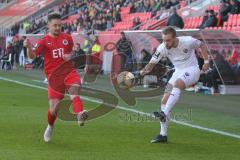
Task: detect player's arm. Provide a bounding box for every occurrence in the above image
[140,60,158,76]
[24,38,45,59]
[63,53,74,61]
[190,37,209,72]
[63,35,74,61]
[24,39,36,59]
[199,42,209,72]
[134,48,163,77]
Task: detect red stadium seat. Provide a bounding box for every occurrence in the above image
[222,26,228,30]
[207,5,220,13]
[114,21,134,26]
[237,15,240,26]
[140,20,158,30]
[121,12,152,22]
[99,30,116,35]
[232,26,240,31]
[223,21,228,27]
[120,7,131,15]
[0,0,54,16]
[227,26,232,31]
[228,16,233,27]
[232,17,238,27]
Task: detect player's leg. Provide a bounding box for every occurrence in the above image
[68,84,88,126]
[162,79,185,116]
[151,79,184,143]
[44,98,61,142]
[68,84,83,113]
[48,99,60,125]
[154,71,177,120]
[65,71,88,126]
[163,67,200,116]
[151,85,171,143]
[160,88,172,132]
[44,85,64,142]
[151,67,200,143]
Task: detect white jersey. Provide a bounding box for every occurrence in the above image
[151,36,201,70]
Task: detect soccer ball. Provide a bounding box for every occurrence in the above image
[117,71,135,89]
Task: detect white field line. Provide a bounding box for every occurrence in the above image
[0,76,240,139]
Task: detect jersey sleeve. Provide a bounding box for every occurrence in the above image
[33,38,45,56]
[150,44,166,63]
[188,37,202,50]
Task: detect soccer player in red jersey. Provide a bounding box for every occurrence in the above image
[24,13,88,142]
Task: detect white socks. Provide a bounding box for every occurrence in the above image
[160,87,181,136]
[160,104,170,136]
[163,88,181,116]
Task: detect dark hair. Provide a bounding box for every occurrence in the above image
[48,13,61,22]
[120,31,125,36]
[162,26,177,37]
[141,48,147,53]
[209,10,215,14]
[172,7,177,14]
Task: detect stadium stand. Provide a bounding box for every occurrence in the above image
[0,0,54,16]
[6,0,199,36]
[0,0,60,35]
[183,0,240,36]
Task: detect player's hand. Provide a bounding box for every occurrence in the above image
[63,54,72,61]
[23,39,31,48]
[132,71,141,78]
[202,63,209,72]
[140,69,148,76]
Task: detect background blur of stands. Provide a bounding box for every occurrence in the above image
[0,0,240,95]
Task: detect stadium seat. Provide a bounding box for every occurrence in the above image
[0,0,55,29]
[62,14,81,24]
[207,5,220,13]
[223,21,228,27]
[227,26,232,31]
[140,20,159,30]
[232,26,240,31]
[121,12,152,22]
[120,7,131,15]
[114,21,134,26]
[99,30,116,35]
[0,0,54,16]
[237,17,240,26]
[222,26,228,30]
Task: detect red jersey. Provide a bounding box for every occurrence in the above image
[33,32,74,77]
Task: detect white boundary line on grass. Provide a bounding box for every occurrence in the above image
[1,76,240,140]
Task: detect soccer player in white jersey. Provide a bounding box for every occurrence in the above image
[137,27,209,143]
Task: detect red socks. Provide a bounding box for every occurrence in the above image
[72,97,83,114]
[47,97,83,126]
[48,110,56,126]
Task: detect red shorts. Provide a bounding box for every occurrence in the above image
[47,70,81,100]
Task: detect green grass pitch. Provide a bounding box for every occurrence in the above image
[0,69,239,160]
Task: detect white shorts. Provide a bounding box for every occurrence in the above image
[168,66,200,87]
